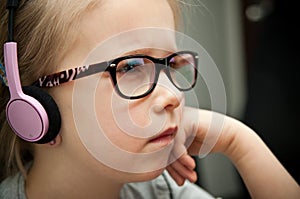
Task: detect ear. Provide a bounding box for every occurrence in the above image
[23,86,61,144]
[46,134,62,147]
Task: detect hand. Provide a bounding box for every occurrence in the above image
[167,106,232,186]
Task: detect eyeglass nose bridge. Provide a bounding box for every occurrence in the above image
[152,57,178,89]
[153,55,175,72]
[152,56,168,76]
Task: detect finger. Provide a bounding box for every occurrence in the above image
[178,154,196,170]
[171,159,197,183]
[166,165,185,186]
[168,147,197,183]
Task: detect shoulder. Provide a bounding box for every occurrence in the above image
[0,172,27,199]
[120,171,215,199]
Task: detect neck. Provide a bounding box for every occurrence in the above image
[26,154,123,199]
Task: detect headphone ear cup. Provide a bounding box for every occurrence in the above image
[22,86,61,144]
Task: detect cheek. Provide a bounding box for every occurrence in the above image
[94,77,146,152]
[128,102,153,128]
[96,76,151,128]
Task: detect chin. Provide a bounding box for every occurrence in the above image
[121,168,165,183]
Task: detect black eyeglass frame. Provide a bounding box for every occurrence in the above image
[33,51,199,100]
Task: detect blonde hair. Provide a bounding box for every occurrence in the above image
[0,0,99,181]
[0,0,181,181]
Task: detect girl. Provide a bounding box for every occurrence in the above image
[0,0,299,199]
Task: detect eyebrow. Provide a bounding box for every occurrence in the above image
[126,49,151,55]
[123,48,173,58]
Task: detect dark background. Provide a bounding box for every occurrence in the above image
[242,0,299,185]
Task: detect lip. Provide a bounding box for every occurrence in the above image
[149,127,177,145]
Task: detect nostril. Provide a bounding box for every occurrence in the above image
[165,96,182,110]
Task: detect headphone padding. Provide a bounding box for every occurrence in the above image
[22,86,61,144]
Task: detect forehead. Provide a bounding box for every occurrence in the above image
[60,0,175,70]
[81,0,174,41]
[61,0,175,68]
[98,0,175,31]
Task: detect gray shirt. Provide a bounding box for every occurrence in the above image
[0,171,215,199]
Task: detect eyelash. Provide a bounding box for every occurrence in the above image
[117,64,137,73]
[117,60,143,73]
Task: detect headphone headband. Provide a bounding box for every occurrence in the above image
[6,0,19,42]
[7,0,19,8]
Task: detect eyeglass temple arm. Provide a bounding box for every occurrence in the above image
[32,61,109,88]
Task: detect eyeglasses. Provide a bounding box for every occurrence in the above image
[33,51,199,100]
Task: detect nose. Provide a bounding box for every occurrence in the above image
[151,72,184,112]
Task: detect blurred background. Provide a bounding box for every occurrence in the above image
[181,0,299,198]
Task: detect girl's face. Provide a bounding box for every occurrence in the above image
[50,0,185,182]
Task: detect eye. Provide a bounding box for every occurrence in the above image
[116,58,144,73]
[170,56,187,68]
[170,55,191,69]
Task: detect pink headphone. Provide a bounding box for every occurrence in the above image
[4,0,61,143]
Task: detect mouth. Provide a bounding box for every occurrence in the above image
[149,127,177,145]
